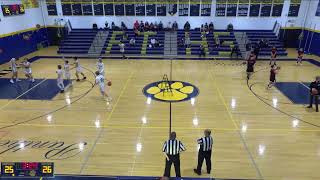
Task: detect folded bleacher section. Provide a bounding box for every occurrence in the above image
[58,29,98,54]
[177,30,238,56]
[246,30,288,56]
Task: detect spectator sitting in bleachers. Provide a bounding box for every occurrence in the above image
[209,22,214,32]
[178,37,184,47]
[220,39,225,46]
[121,22,127,31]
[150,23,155,31]
[184,21,191,31]
[154,22,158,31]
[204,23,209,33]
[254,44,260,60]
[151,38,156,48]
[134,29,139,37]
[185,36,191,48]
[104,21,109,30]
[139,21,144,31]
[134,20,139,30]
[111,22,116,30]
[214,36,219,48]
[129,38,136,46]
[230,46,240,58]
[172,21,178,31]
[93,23,98,29]
[145,21,150,31]
[166,22,172,31]
[159,21,163,31]
[200,25,204,32]
[199,44,206,57]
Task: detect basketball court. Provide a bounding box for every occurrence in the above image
[0,47,319,179]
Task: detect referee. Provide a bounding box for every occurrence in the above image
[162,132,186,178]
[194,129,213,175]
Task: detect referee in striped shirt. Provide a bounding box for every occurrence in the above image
[162,132,186,178]
[194,129,213,175]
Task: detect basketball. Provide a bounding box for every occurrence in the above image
[107,81,112,86]
[311,88,318,95]
[276,66,281,70]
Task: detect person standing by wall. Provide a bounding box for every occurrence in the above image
[307,76,320,112]
[162,132,186,178]
[194,129,213,175]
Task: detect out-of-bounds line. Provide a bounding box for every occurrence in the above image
[0,67,96,130]
[0,79,47,111]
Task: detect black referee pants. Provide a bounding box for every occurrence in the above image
[196,150,212,173]
[309,94,319,112]
[164,154,181,177]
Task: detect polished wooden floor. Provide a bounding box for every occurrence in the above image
[0,48,319,180]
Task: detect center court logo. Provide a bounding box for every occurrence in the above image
[143,81,199,102]
[0,139,87,160]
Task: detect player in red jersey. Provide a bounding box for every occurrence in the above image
[267,64,280,89]
[270,47,277,65]
[297,48,303,65]
[246,51,256,80]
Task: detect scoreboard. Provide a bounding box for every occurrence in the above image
[1,162,54,177]
[1,4,25,16]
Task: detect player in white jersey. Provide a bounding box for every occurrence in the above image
[95,71,111,101]
[64,60,72,84]
[97,58,105,77]
[20,58,35,82]
[10,58,21,83]
[56,65,65,93]
[73,57,86,81]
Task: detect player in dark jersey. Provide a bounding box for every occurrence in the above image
[297,48,303,65]
[270,47,277,65]
[267,65,280,89]
[246,52,256,80]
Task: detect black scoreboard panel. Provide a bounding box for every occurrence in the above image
[179,0,189,16]
[1,4,25,16]
[93,0,104,15]
[82,0,93,15]
[168,0,178,15]
[146,0,156,16]
[190,0,200,16]
[226,0,237,17]
[1,162,54,177]
[125,1,135,16]
[249,0,260,17]
[62,0,72,15]
[135,0,145,16]
[201,0,211,16]
[72,0,83,15]
[237,0,249,16]
[288,0,300,17]
[272,0,284,17]
[114,0,125,15]
[260,0,272,17]
[216,0,226,16]
[104,0,114,15]
[46,0,58,16]
[156,0,166,16]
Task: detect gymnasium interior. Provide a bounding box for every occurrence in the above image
[0,0,319,179]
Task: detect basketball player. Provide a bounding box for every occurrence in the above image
[73,57,86,81]
[267,65,279,89]
[297,48,303,65]
[10,58,21,83]
[246,52,256,80]
[20,58,35,82]
[56,65,64,93]
[119,41,126,59]
[95,71,111,101]
[97,58,105,77]
[270,47,277,65]
[64,60,72,84]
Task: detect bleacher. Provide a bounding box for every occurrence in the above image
[246,30,288,56]
[101,30,164,55]
[57,29,98,54]
[177,30,238,56]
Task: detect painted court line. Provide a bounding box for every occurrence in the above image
[0,79,47,111]
[79,71,134,174]
[299,82,310,90]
